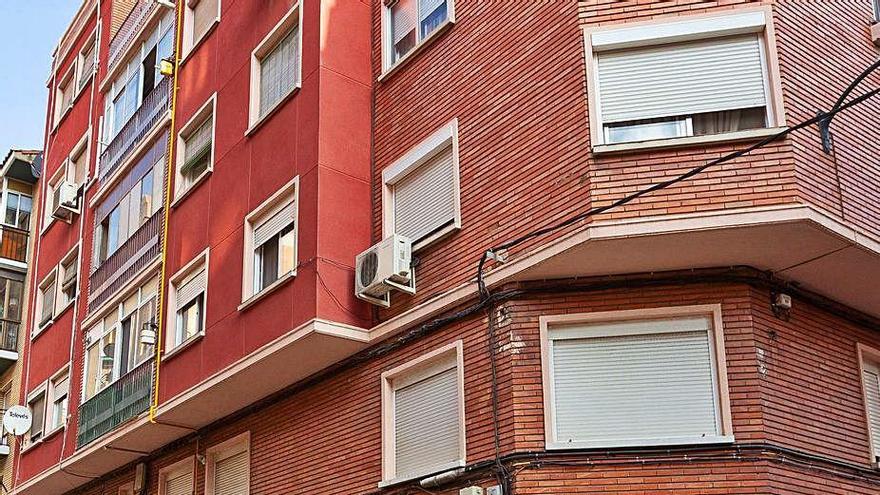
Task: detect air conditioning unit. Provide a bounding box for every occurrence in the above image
[52,181,80,222]
[355,234,415,307]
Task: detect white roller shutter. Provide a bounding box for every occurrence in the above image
[394,367,461,478]
[253,201,295,247]
[176,268,206,310]
[392,0,417,44]
[393,144,455,242]
[597,35,768,124]
[164,469,193,495]
[863,364,880,459]
[192,0,218,43]
[550,316,720,446]
[213,449,249,495]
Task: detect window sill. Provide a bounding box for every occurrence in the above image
[412,223,460,253]
[377,459,466,489]
[378,20,455,83]
[546,435,735,451]
[163,331,205,362]
[20,438,42,455]
[32,320,54,340]
[55,299,76,321]
[50,104,74,135]
[42,425,65,442]
[245,86,301,137]
[179,19,220,68]
[238,270,296,312]
[171,169,212,208]
[592,127,787,155]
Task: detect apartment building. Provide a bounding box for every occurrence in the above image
[11,0,880,494]
[0,150,40,491]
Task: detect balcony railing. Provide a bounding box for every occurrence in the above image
[99,76,171,182]
[0,226,28,263]
[0,320,19,353]
[77,359,153,448]
[107,0,155,73]
[89,209,162,311]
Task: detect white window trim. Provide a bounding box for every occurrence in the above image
[205,431,250,495]
[68,130,92,186]
[45,364,71,437]
[240,177,299,307]
[75,28,98,96]
[57,244,80,316]
[857,343,880,464]
[539,304,734,451]
[381,118,462,250]
[583,6,787,153]
[379,0,457,78]
[165,248,209,356]
[246,4,303,134]
[22,382,48,451]
[158,456,195,495]
[174,93,217,204]
[379,340,466,487]
[181,0,222,63]
[53,64,77,129]
[34,268,59,336]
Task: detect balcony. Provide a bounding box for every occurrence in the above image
[99,76,171,183]
[0,225,28,264]
[77,359,153,448]
[0,319,18,374]
[88,209,162,311]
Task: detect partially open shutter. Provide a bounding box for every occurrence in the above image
[863,365,880,459]
[214,450,249,495]
[192,0,218,43]
[182,119,212,173]
[393,144,455,242]
[259,28,299,116]
[550,316,720,446]
[253,201,295,248]
[394,367,460,478]
[597,35,767,124]
[392,0,417,44]
[176,268,206,310]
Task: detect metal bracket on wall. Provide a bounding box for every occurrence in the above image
[817,110,834,154]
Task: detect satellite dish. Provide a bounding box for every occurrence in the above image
[3,405,32,436]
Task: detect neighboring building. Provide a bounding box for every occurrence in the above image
[10,1,880,495]
[0,150,40,492]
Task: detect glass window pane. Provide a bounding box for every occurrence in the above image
[107,207,121,255]
[692,107,767,136]
[391,0,416,62]
[259,29,298,116]
[257,236,279,291]
[605,118,688,144]
[419,0,447,39]
[18,195,32,230]
[279,225,295,274]
[85,342,100,399]
[5,193,18,226]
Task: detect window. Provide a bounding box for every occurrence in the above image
[59,249,79,307]
[383,0,454,70]
[242,179,297,302]
[168,251,208,351]
[540,306,733,450]
[382,119,461,249]
[176,95,215,199]
[77,34,96,91]
[380,341,465,486]
[37,271,57,328]
[47,368,69,433]
[43,164,67,228]
[249,6,301,128]
[585,9,784,149]
[68,140,89,187]
[159,458,194,495]
[0,277,24,322]
[206,433,250,495]
[859,345,880,462]
[183,0,220,56]
[4,191,32,230]
[95,160,163,264]
[54,67,75,127]
[26,389,46,445]
[874,0,880,22]
[83,275,158,399]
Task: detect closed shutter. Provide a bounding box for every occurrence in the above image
[253,201,295,247]
[394,367,461,478]
[213,450,249,495]
[597,35,768,124]
[182,118,212,173]
[863,365,880,459]
[176,268,206,310]
[550,316,719,446]
[392,0,416,44]
[192,0,218,43]
[259,28,299,116]
[164,469,193,495]
[393,144,455,242]
[79,42,96,90]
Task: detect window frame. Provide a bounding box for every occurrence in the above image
[205,432,250,495]
[380,0,457,76]
[166,249,209,355]
[158,456,195,495]
[247,4,303,133]
[379,340,466,487]
[58,245,80,311]
[182,0,222,61]
[45,364,71,436]
[583,6,786,153]
[174,94,216,203]
[75,28,98,94]
[35,268,59,334]
[540,304,734,451]
[381,118,462,251]
[240,178,298,307]
[857,343,880,464]
[3,189,33,231]
[53,64,77,129]
[23,384,48,450]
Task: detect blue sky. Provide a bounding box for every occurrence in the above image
[0,1,82,156]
